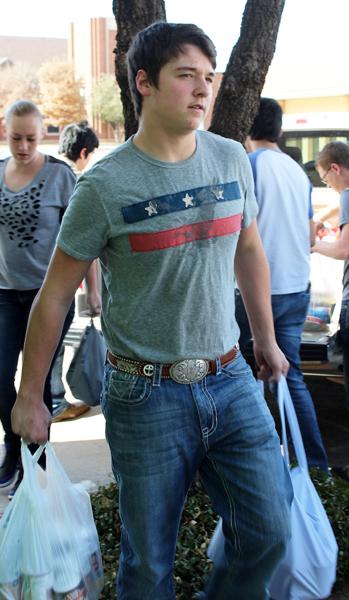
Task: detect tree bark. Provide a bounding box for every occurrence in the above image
[112,0,285,143]
[112,0,166,140]
[209,0,286,143]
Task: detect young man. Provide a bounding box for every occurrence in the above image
[313,141,349,409]
[236,98,329,473]
[12,23,292,599]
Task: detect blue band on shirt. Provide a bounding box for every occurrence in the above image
[122,181,241,223]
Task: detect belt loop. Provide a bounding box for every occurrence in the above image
[215,357,222,376]
[152,363,162,387]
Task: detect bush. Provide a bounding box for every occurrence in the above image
[91,473,349,599]
[311,469,349,588]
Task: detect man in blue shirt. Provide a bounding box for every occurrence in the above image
[236,97,328,473]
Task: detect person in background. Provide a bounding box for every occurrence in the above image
[0,99,76,498]
[312,141,349,410]
[12,23,292,599]
[236,97,329,473]
[50,122,101,422]
[58,120,99,175]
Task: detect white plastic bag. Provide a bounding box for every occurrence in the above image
[0,442,104,599]
[268,376,338,600]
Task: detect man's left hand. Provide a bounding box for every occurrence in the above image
[253,341,289,382]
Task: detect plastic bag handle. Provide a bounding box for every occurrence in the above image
[21,441,75,498]
[44,441,73,482]
[277,376,308,472]
[21,441,46,472]
[20,441,47,498]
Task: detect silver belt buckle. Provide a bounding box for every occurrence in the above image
[169,359,208,384]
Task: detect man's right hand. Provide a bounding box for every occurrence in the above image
[11,393,51,444]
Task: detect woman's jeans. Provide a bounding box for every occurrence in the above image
[235,288,329,472]
[101,352,293,600]
[0,289,75,457]
[339,300,349,408]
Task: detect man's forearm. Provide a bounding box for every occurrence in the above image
[12,247,92,442]
[235,221,289,380]
[312,239,349,260]
[19,288,72,399]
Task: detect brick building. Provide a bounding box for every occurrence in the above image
[68,17,117,140]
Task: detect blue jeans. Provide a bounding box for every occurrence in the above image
[339,300,349,408]
[235,289,329,472]
[0,289,75,457]
[101,353,292,600]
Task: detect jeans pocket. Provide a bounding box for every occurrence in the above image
[107,368,151,406]
[221,351,251,379]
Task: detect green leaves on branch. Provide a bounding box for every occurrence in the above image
[91,74,124,139]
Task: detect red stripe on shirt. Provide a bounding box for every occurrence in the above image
[129,214,242,252]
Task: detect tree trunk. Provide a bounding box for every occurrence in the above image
[112,0,166,140]
[112,0,285,143]
[209,0,285,143]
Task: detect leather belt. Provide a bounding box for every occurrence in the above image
[107,345,239,384]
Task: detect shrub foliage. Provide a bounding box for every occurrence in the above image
[91,472,349,599]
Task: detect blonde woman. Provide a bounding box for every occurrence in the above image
[0,99,76,498]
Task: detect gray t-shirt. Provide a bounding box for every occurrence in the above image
[0,155,76,290]
[58,130,258,362]
[339,188,349,301]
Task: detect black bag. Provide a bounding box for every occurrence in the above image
[66,320,107,406]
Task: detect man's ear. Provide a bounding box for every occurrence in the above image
[80,147,88,160]
[135,69,153,97]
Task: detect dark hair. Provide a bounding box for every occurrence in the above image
[316,141,349,171]
[249,98,283,142]
[58,121,99,162]
[5,99,43,125]
[127,21,217,117]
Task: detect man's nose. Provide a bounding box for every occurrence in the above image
[194,76,210,97]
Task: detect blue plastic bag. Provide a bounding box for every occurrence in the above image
[268,377,338,599]
[208,377,338,599]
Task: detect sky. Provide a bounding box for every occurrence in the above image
[1,0,349,96]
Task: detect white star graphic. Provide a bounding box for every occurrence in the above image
[145,201,158,216]
[182,193,194,208]
[213,188,224,200]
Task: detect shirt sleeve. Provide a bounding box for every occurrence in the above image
[239,145,259,228]
[57,174,111,260]
[339,188,349,228]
